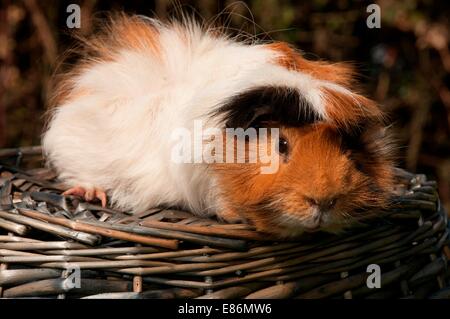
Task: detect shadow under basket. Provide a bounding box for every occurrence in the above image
[0,146,449,299]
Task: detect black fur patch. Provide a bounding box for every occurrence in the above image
[213,86,322,129]
[339,123,387,176]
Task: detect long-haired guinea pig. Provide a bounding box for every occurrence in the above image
[42,13,395,238]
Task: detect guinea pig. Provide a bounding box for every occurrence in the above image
[42,13,395,238]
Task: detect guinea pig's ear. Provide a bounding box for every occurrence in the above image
[213,86,322,129]
[339,120,390,155]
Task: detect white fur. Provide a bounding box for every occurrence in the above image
[42,17,352,215]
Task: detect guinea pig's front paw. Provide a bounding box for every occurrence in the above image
[216,209,247,225]
[63,186,107,207]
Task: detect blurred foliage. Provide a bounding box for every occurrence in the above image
[0,0,449,210]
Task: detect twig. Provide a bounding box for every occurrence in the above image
[17,208,178,249]
[0,269,61,286]
[112,247,221,260]
[0,217,29,235]
[0,146,42,158]
[117,262,229,276]
[0,241,87,251]
[38,259,172,269]
[45,246,160,256]
[82,219,246,250]
[0,210,100,245]
[139,220,268,241]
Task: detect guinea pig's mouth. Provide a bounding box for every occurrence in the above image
[250,199,358,236]
[273,208,349,235]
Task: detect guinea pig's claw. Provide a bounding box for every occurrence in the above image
[63,186,107,207]
[95,190,107,208]
[217,210,246,224]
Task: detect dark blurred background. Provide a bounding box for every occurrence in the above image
[0,0,449,211]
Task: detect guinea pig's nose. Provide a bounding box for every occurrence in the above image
[305,197,337,210]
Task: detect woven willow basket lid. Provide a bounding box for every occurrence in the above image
[0,146,449,299]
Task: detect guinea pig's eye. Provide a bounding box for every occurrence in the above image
[278,137,289,155]
[354,159,365,173]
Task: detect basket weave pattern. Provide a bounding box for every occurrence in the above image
[0,146,449,299]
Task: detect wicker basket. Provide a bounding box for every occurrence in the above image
[0,146,449,299]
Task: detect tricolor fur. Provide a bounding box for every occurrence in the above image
[43,13,395,237]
